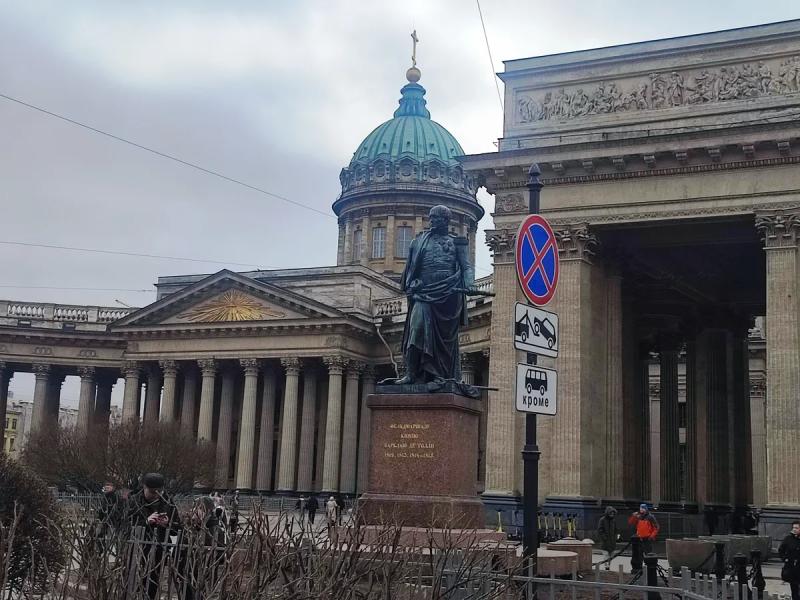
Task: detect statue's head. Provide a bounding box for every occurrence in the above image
[429,205,451,232]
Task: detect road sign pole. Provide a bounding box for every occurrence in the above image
[522,164,544,572]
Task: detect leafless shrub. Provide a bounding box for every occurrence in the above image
[2,499,526,599]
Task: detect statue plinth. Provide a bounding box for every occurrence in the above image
[358,393,483,528]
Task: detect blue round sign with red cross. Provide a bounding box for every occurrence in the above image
[515,214,560,306]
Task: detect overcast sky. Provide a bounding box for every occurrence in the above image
[2,1,798,405]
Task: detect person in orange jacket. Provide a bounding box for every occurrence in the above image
[628,503,659,554]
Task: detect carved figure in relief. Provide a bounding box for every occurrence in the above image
[570,88,590,116]
[667,72,684,106]
[649,73,667,109]
[758,62,773,95]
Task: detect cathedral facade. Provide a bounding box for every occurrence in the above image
[2,20,800,536]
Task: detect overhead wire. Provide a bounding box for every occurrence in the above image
[475,0,504,114]
[0,92,334,219]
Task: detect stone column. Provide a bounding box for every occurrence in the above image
[215,369,236,489]
[684,338,697,504]
[479,349,490,489]
[196,359,217,443]
[235,359,261,490]
[143,366,162,425]
[731,326,753,506]
[750,377,767,506]
[695,328,731,505]
[757,212,800,506]
[633,346,651,499]
[548,225,602,498]
[385,214,396,273]
[659,336,682,504]
[94,373,115,434]
[322,355,345,493]
[45,372,65,429]
[339,361,362,495]
[460,354,476,385]
[256,367,277,491]
[0,362,13,449]
[76,366,96,435]
[122,362,141,423]
[315,379,328,491]
[357,365,376,493]
[31,363,51,434]
[605,270,624,499]
[483,228,521,500]
[180,367,198,439]
[158,360,179,423]
[296,366,318,493]
[277,357,301,492]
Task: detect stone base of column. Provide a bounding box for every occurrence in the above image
[358,393,483,529]
[756,505,800,540]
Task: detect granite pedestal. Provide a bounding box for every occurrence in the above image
[358,392,483,528]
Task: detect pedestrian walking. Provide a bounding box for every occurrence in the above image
[228,491,239,534]
[306,495,319,526]
[628,503,659,555]
[96,480,125,554]
[779,521,800,600]
[326,496,338,536]
[335,493,345,526]
[597,506,618,569]
[180,497,227,600]
[125,473,181,600]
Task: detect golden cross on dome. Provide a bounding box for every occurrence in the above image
[411,30,419,67]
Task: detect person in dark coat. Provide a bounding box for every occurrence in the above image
[180,497,226,600]
[124,473,182,600]
[597,506,618,569]
[779,521,800,600]
[306,495,319,526]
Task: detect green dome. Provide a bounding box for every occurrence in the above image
[349,82,465,167]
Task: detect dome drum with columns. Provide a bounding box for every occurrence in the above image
[333,67,484,279]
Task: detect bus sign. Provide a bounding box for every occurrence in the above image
[515,363,558,415]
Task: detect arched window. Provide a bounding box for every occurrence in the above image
[396,226,413,258]
[352,229,363,261]
[372,227,386,259]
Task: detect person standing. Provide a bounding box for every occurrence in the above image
[125,473,181,600]
[306,495,319,526]
[597,506,618,569]
[628,503,659,555]
[779,521,800,600]
[326,496,338,537]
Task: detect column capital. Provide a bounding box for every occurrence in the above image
[197,358,217,376]
[485,228,516,260]
[481,347,490,359]
[281,357,301,375]
[755,210,800,248]
[158,360,179,377]
[122,361,141,378]
[32,363,51,379]
[323,355,346,375]
[78,366,96,380]
[554,224,599,261]
[362,364,377,381]
[240,358,262,376]
[345,360,365,378]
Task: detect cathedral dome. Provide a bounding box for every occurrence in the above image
[348,82,465,167]
[332,65,483,280]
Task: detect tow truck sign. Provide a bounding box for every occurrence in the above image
[515,363,558,415]
[513,302,559,358]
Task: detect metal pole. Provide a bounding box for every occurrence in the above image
[522,163,544,584]
[644,553,659,600]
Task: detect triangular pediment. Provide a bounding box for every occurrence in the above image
[111,270,344,329]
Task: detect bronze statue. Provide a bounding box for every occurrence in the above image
[392,205,486,395]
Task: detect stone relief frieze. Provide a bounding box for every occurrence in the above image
[495,193,527,214]
[517,56,800,123]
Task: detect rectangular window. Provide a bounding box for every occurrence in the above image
[11,418,17,430]
[352,230,363,261]
[372,226,386,259]
[395,226,413,258]
[9,437,14,451]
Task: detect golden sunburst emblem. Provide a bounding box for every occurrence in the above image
[179,290,286,322]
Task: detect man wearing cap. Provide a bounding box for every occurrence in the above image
[628,503,659,555]
[125,473,182,600]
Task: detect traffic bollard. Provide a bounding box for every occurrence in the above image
[631,535,643,572]
[644,553,659,600]
[750,550,765,600]
[734,553,748,600]
[714,541,726,585]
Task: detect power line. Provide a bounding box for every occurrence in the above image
[475,0,504,114]
[0,240,277,270]
[0,285,152,293]
[0,92,335,219]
